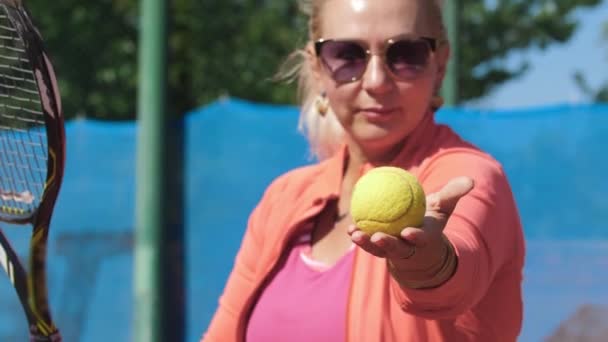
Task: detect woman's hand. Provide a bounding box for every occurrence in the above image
[347,176,474,287]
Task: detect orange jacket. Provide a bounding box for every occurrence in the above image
[202,115,525,342]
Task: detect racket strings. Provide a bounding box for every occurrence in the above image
[0,11,47,218]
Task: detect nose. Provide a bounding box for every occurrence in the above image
[361,55,393,94]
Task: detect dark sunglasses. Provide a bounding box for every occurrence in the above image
[314,35,437,83]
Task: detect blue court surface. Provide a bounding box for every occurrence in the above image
[0,99,606,341]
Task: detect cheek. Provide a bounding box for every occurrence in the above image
[399,81,433,106]
[325,85,358,119]
[395,75,435,112]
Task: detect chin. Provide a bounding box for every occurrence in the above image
[355,119,408,137]
[352,127,407,151]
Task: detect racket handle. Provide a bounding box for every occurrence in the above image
[30,332,61,342]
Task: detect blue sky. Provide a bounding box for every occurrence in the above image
[472,1,607,109]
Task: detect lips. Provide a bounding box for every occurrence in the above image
[358,107,399,122]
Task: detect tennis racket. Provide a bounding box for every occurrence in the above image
[0,0,65,340]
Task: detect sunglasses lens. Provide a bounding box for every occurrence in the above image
[386,39,432,77]
[319,41,367,82]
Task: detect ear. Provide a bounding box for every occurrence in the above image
[434,42,450,92]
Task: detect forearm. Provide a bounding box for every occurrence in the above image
[389,228,493,319]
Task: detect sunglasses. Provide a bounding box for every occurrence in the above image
[314,35,437,83]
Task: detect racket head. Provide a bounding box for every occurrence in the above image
[0,0,65,340]
[0,1,65,224]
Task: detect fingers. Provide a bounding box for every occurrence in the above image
[371,233,417,259]
[400,227,429,247]
[427,176,474,215]
[348,225,417,259]
[349,228,387,257]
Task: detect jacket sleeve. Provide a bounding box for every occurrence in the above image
[201,177,284,341]
[391,150,525,319]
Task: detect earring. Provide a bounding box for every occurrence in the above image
[430,94,444,111]
[315,91,329,117]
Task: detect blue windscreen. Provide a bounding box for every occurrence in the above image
[0,98,606,341]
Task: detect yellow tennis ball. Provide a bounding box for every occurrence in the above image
[350,166,426,237]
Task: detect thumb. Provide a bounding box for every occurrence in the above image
[427,176,474,216]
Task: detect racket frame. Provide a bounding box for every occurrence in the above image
[0,1,65,340]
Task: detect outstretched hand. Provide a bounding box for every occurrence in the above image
[347,176,474,277]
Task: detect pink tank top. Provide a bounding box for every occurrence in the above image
[246,234,355,342]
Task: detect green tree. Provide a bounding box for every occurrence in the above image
[26,1,305,120]
[26,1,139,120]
[459,0,602,100]
[25,0,602,120]
[573,20,608,102]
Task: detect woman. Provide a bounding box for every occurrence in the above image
[202,0,525,341]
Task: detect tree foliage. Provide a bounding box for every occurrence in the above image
[24,0,602,120]
[459,0,602,100]
[573,20,608,102]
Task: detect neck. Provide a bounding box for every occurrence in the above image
[344,111,436,172]
[339,137,406,208]
[346,138,405,170]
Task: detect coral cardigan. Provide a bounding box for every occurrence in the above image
[202,114,525,342]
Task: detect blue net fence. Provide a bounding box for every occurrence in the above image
[0,98,606,341]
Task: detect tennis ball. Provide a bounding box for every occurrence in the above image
[350,166,426,237]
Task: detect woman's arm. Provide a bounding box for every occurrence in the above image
[391,151,525,319]
[347,150,524,319]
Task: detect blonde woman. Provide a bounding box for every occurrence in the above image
[202,0,524,341]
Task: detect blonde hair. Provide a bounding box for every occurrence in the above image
[277,0,448,161]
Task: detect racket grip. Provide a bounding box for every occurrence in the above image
[30,332,62,342]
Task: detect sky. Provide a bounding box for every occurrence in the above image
[472,1,607,110]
